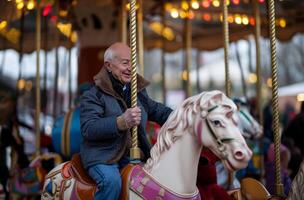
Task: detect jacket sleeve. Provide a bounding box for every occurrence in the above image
[140,89,173,125]
[80,89,121,142]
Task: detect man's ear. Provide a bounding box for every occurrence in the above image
[104,61,111,72]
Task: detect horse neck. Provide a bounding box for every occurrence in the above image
[149,129,202,194]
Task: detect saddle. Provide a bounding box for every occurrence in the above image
[67,154,135,200]
[70,154,95,185]
[69,154,97,199]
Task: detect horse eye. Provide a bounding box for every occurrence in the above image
[212,120,221,126]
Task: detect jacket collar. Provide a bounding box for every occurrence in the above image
[93,66,150,99]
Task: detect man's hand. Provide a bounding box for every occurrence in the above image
[117,106,141,131]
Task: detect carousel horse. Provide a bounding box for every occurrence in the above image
[51,83,91,159]
[214,98,263,189]
[10,152,62,198]
[41,90,252,200]
[52,107,82,159]
[234,98,263,140]
[197,99,263,199]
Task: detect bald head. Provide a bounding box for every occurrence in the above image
[104,42,130,63]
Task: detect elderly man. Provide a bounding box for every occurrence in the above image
[80,42,172,199]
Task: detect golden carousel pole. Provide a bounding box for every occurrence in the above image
[161,3,167,104]
[129,0,140,160]
[222,0,234,188]
[120,0,127,43]
[53,2,60,119]
[137,0,144,76]
[68,31,72,108]
[183,2,192,98]
[268,0,284,196]
[222,0,231,98]
[253,0,265,181]
[35,2,41,157]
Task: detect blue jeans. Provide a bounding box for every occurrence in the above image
[88,157,129,200]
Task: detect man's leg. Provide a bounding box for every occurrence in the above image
[88,163,121,200]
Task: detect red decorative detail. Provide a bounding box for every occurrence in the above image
[61,162,72,179]
[201,0,210,8]
[197,150,232,200]
[50,15,57,23]
[146,121,161,145]
[249,17,255,26]
[232,0,240,5]
[43,4,52,17]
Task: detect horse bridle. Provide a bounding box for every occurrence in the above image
[204,105,235,159]
[239,107,259,139]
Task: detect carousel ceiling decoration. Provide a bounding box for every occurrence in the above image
[0,0,303,52]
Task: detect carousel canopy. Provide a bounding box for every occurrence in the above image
[0,0,303,53]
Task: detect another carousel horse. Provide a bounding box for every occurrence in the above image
[234,98,262,140]
[10,152,62,197]
[52,107,82,159]
[41,90,252,200]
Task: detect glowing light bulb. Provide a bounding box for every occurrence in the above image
[171,9,179,18]
[191,0,200,9]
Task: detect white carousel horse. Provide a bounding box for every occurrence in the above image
[41,90,252,200]
[216,98,263,189]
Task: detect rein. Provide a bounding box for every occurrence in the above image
[205,105,234,159]
[239,109,253,124]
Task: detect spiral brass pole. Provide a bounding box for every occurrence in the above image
[253,0,265,180]
[119,0,127,43]
[129,0,140,160]
[161,3,167,104]
[254,0,262,126]
[223,0,233,188]
[35,4,41,157]
[222,0,231,98]
[138,0,144,76]
[268,0,284,196]
[52,3,59,119]
[183,6,192,98]
[196,51,201,93]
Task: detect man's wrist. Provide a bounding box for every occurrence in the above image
[117,115,129,131]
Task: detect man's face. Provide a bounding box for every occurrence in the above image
[106,47,131,84]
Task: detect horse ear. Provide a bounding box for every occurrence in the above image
[212,93,223,101]
[208,92,223,107]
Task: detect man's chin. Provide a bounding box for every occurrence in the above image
[122,78,131,84]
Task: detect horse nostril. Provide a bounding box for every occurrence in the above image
[234,150,244,160]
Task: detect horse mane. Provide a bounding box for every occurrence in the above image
[144,90,236,172]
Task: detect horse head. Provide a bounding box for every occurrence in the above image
[233,98,263,139]
[193,91,253,172]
